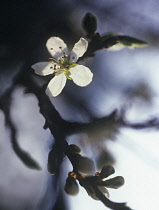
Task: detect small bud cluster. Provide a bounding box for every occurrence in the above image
[47,142,125,201]
[62,143,125,201]
[80,165,124,200]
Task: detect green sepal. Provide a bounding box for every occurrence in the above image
[65,70,72,80]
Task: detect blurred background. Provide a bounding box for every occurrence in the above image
[1,0,159,209]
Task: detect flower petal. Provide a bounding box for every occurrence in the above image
[31,62,55,76]
[69,38,88,62]
[45,73,67,97]
[46,37,68,60]
[70,65,93,87]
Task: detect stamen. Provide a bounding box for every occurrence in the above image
[63,52,67,57]
[48,58,58,64]
[58,46,68,60]
[50,46,68,64]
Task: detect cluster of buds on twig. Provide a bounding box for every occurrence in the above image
[47,142,124,202]
[64,164,124,200]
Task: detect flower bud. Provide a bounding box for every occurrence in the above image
[82,12,97,35]
[76,156,95,175]
[69,144,82,154]
[103,176,125,189]
[47,149,57,175]
[100,165,115,179]
[64,176,79,196]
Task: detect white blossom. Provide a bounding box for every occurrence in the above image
[32,37,93,97]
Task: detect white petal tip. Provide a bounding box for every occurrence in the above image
[70,65,93,87]
[31,62,55,76]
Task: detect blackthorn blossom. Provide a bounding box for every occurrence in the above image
[32,37,93,97]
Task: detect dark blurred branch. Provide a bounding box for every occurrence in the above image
[0,89,41,169]
[0,64,68,169]
[65,110,159,136]
[122,118,159,129]
[65,110,119,136]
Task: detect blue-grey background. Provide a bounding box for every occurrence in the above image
[1,0,159,209]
